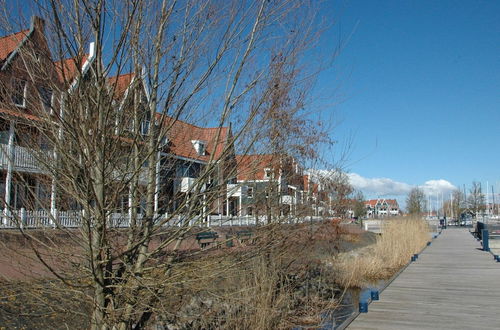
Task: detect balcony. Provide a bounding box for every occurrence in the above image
[174,177,196,193]
[0,144,47,174]
[227,183,247,198]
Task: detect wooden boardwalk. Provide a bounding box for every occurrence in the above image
[348,227,500,330]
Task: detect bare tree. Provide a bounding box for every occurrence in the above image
[468,181,485,217]
[352,190,367,219]
[0,0,341,328]
[451,189,465,219]
[406,187,426,215]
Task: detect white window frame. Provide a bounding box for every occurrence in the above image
[191,140,206,156]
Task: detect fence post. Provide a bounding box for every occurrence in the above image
[482,229,489,252]
[2,208,8,226]
[20,208,26,229]
[51,208,57,228]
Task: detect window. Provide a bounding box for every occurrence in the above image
[198,142,205,156]
[247,187,253,198]
[39,133,51,150]
[191,140,206,156]
[140,120,150,135]
[0,131,9,144]
[264,168,272,179]
[11,79,27,107]
[38,87,53,112]
[247,207,253,216]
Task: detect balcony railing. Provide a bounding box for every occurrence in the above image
[0,144,48,173]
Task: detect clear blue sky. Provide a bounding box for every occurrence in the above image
[314,0,500,201]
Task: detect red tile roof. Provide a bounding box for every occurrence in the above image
[107,73,135,99]
[0,107,41,122]
[158,114,229,162]
[54,54,89,83]
[0,30,29,61]
[235,154,280,181]
[385,199,398,207]
[364,199,399,208]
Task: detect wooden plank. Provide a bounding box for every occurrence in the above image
[348,228,500,329]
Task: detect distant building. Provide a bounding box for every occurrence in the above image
[365,199,400,217]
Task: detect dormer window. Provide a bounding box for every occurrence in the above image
[159,136,168,148]
[191,140,206,156]
[12,79,27,107]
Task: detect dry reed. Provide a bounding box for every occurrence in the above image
[334,217,430,288]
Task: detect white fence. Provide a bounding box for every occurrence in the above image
[0,209,326,229]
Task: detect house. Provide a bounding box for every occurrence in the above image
[365,199,400,218]
[0,17,236,222]
[234,154,307,218]
[157,115,235,216]
[0,16,339,226]
[103,71,237,218]
[0,17,64,214]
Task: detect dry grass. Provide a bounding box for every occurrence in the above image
[149,221,344,329]
[334,217,430,288]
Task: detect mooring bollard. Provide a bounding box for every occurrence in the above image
[371,290,379,301]
[481,229,489,252]
[359,301,368,313]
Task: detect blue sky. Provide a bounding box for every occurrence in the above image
[3,0,498,208]
[314,0,500,205]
